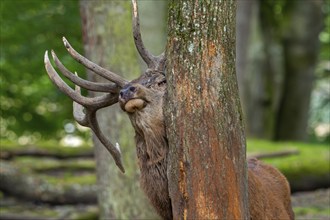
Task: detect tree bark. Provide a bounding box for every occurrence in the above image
[79,1,158,219]
[275,0,324,141]
[165,1,249,219]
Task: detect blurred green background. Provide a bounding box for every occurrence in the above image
[1,0,86,144]
[0,0,329,144]
[0,0,329,219]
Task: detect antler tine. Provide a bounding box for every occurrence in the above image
[73,84,89,126]
[51,50,119,93]
[73,85,125,173]
[89,111,125,173]
[44,51,117,108]
[62,37,128,88]
[132,0,165,70]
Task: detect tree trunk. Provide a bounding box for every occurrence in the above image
[237,0,324,141]
[275,0,324,141]
[237,0,284,139]
[79,1,158,219]
[236,0,254,124]
[165,1,249,219]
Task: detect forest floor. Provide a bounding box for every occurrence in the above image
[1,140,329,219]
[292,188,330,220]
[0,188,329,219]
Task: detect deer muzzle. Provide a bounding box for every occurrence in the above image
[119,85,146,113]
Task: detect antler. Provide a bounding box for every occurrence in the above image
[44,39,126,173]
[131,0,166,71]
[44,0,166,173]
[62,37,128,87]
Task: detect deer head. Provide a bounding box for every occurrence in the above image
[44,0,166,173]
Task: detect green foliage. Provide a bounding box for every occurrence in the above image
[319,2,330,62]
[259,0,292,37]
[0,0,84,140]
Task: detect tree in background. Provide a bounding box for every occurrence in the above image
[79,0,166,218]
[236,0,325,141]
[275,0,325,141]
[165,1,249,218]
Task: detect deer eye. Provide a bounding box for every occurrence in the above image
[158,80,166,86]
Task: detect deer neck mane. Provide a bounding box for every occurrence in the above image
[128,100,168,168]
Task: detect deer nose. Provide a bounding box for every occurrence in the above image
[119,85,137,100]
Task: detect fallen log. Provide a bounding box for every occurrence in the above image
[0,214,48,220]
[0,148,94,160]
[0,161,97,205]
[248,149,300,160]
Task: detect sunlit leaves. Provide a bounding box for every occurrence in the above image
[0,0,84,140]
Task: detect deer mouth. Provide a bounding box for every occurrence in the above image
[123,98,146,113]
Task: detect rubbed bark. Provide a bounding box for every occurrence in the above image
[275,0,324,141]
[165,1,249,219]
[79,1,158,219]
[0,161,97,204]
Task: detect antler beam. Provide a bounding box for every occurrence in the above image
[131,0,166,71]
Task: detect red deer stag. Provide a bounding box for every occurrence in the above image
[44,1,294,219]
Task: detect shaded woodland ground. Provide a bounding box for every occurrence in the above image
[0,141,329,219]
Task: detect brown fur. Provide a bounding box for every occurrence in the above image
[118,73,294,220]
[248,158,295,220]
